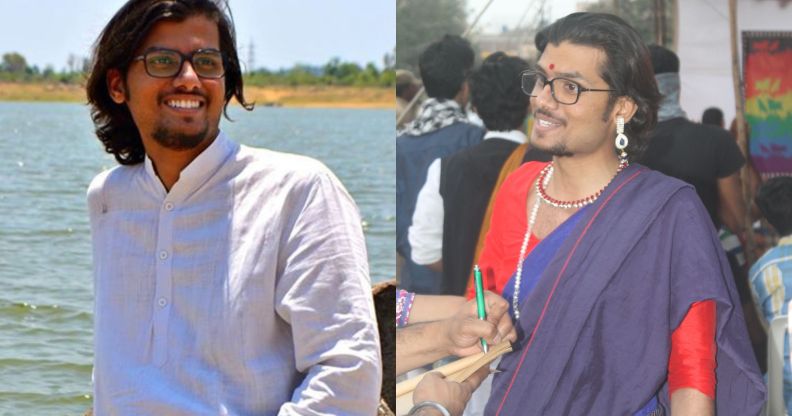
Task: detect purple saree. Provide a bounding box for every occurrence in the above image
[485,164,765,415]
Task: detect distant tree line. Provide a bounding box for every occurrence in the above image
[245,57,395,87]
[0,52,87,84]
[0,51,395,88]
[583,0,674,47]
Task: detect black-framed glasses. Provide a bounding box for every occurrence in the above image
[520,70,614,105]
[133,48,226,79]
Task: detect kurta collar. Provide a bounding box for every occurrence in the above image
[484,129,527,144]
[143,130,236,200]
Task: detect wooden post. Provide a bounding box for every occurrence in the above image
[671,0,679,51]
[728,0,756,265]
[654,0,661,45]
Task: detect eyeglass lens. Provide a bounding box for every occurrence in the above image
[144,49,225,78]
[521,72,581,105]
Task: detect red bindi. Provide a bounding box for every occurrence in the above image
[549,63,555,70]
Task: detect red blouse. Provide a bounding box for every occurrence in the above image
[467,162,715,399]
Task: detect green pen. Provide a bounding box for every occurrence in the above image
[473,265,488,353]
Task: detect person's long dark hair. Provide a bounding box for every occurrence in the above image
[86,0,253,165]
[535,12,661,161]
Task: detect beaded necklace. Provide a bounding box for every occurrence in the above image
[512,161,627,319]
[536,160,628,209]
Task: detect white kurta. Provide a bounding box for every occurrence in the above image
[87,132,381,415]
[408,130,527,265]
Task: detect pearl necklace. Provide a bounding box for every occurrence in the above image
[513,193,541,319]
[512,161,627,319]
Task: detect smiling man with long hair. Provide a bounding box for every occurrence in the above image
[85,1,381,413]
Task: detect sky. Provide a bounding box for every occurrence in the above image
[0,0,396,71]
[466,0,597,33]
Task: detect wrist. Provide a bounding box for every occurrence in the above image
[408,401,452,416]
[438,319,457,355]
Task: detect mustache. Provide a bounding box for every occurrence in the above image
[533,107,565,125]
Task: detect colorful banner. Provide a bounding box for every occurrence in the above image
[743,31,792,179]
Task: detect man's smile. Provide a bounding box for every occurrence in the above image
[160,92,207,114]
[166,99,202,109]
[533,111,565,133]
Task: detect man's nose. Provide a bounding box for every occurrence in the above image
[533,82,557,108]
[173,59,201,91]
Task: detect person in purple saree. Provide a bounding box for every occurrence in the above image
[478,12,765,416]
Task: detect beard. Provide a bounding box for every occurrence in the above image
[151,118,211,150]
[543,143,574,158]
[531,135,574,157]
[532,108,573,157]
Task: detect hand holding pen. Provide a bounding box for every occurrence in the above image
[442,284,517,358]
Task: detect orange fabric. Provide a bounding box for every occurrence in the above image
[465,162,547,299]
[668,300,717,399]
[468,143,529,292]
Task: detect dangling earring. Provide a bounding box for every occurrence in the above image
[615,116,629,167]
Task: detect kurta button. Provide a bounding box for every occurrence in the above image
[164,202,174,211]
[158,298,168,307]
[159,250,168,260]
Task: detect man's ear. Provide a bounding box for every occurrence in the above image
[613,96,638,123]
[455,80,470,107]
[107,69,126,104]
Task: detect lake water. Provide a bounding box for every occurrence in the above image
[0,102,395,414]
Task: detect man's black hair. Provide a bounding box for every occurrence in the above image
[396,83,410,98]
[418,35,474,100]
[702,107,724,127]
[86,0,253,165]
[648,44,680,74]
[756,176,792,236]
[535,13,661,161]
[395,72,416,99]
[469,52,530,131]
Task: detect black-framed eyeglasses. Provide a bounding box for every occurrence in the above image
[521,70,614,105]
[133,48,226,79]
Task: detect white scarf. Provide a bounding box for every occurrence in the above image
[398,98,468,136]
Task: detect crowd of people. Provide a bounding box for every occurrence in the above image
[396,11,791,416]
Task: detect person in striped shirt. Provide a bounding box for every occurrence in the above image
[750,176,792,414]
